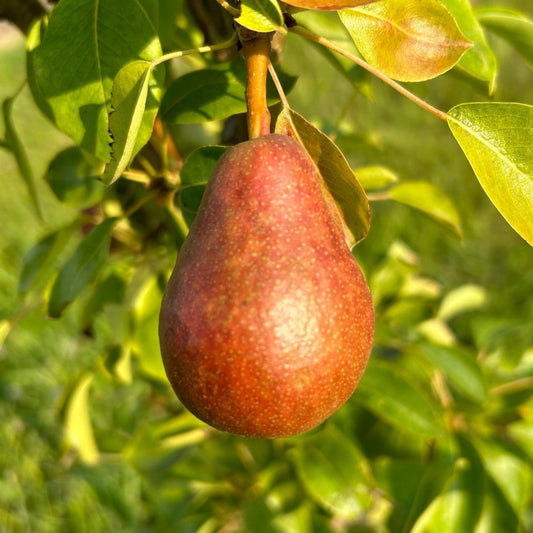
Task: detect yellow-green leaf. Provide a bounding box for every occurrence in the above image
[60,373,99,464]
[439,0,497,92]
[340,0,472,82]
[275,109,370,246]
[236,0,286,34]
[388,181,463,237]
[284,0,379,10]
[103,61,162,186]
[356,165,399,191]
[448,102,533,246]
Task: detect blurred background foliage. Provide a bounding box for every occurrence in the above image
[0,0,532,531]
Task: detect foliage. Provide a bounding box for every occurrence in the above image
[0,0,532,531]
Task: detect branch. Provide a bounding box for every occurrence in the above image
[290,25,449,122]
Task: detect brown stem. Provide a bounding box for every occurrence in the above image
[290,25,449,123]
[240,28,273,139]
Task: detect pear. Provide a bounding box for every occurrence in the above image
[159,134,374,438]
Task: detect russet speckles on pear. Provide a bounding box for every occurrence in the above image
[159,134,374,439]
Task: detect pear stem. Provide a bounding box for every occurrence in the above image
[240,28,273,139]
[290,25,449,123]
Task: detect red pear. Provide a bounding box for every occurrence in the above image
[159,134,374,438]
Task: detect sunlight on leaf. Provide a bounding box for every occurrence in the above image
[388,181,463,237]
[437,284,488,322]
[356,165,399,191]
[290,426,373,519]
[33,0,162,161]
[356,359,443,437]
[103,60,162,185]
[284,0,379,10]
[439,0,497,91]
[339,0,472,81]
[236,0,286,34]
[448,102,533,246]
[60,372,99,464]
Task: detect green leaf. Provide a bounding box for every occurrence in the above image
[411,436,484,533]
[439,0,498,91]
[80,266,130,330]
[236,0,286,34]
[60,372,99,464]
[474,478,520,533]
[18,223,79,294]
[437,284,488,322]
[473,436,533,518]
[26,19,55,123]
[356,165,399,191]
[284,0,380,10]
[415,343,488,403]
[291,425,373,519]
[477,8,533,68]
[103,60,163,185]
[339,0,472,82]
[448,102,533,246]
[44,146,105,207]
[48,218,117,317]
[275,108,370,246]
[2,95,43,219]
[356,358,443,437]
[0,320,12,350]
[33,0,162,161]
[130,276,168,382]
[178,145,229,219]
[374,456,453,532]
[160,60,296,124]
[103,345,132,384]
[388,181,463,237]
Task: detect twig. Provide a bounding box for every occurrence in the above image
[214,0,240,17]
[290,25,449,122]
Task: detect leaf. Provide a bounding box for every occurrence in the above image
[44,146,105,207]
[178,145,229,219]
[18,223,79,294]
[0,320,12,350]
[33,0,162,161]
[473,436,533,518]
[236,0,286,34]
[411,436,484,533]
[275,108,370,246]
[130,275,168,382]
[414,343,488,403]
[2,95,43,219]
[339,0,472,82]
[448,103,533,246]
[48,218,117,317]
[356,165,399,191]
[26,19,55,123]
[374,456,453,532]
[356,358,443,437]
[60,372,99,464]
[437,284,488,321]
[283,0,380,10]
[160,60,296,124]
[439,0,498,91]
[290,426,373,519]
[476,8,533,68]
[388,181,463,237]
[103,60,163,185]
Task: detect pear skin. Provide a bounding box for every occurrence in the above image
[159,134,374,438]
